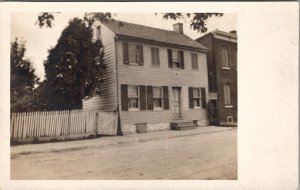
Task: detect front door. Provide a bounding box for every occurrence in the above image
[172,87,181,119]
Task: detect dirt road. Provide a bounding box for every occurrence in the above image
[11,127,237,180]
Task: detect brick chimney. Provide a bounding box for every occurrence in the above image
[173,23,183,34]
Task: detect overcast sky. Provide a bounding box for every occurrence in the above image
[11,13,236,80]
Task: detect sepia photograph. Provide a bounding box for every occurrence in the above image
[0,2,298,190]
[10,12,237,180]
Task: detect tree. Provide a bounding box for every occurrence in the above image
[10,38,39,112]
[43,18,105,110]
[161,13,223,33]
[36,12,222,33]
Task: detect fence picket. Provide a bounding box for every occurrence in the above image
[10,109,117,141]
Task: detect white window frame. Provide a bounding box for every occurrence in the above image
[128,85,140,111]
[193,88,201,109]
[224,84,232,108]
[191,53,198,70]
[153,86,163,110]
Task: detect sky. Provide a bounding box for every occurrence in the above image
[11,13,237,81]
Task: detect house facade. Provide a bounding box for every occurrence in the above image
[196,30,237,126]
[83,20,209,134]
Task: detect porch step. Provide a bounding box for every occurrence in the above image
[170,120,197,130]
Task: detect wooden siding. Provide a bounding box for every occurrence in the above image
[115,40,209,125]
[83,21,117,111]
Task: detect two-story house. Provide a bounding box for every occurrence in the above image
[196,30,237,126]
[83,20,209,134]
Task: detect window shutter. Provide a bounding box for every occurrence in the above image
[163,86,169,110]
[137,45,144,65]
[122,42,129,65]
[167,49,173,68]
[139,85,146,110]
[121,84,128,111]
[188,87,194,108]
[147,86,153,110]
[201,87,207,108]
[179,51,184,69]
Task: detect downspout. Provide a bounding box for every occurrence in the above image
[114,35,123,136]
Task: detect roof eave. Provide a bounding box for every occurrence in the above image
[116,34,209,53]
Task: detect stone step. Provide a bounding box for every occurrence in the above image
[171,120,195,128]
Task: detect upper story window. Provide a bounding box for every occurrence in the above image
[191,53,198,70]
[151,47,160,66]
[128,85,140,110]
[123,42,144,66]
[224,84,232,107]
[221,47,229,69]
[96,25,101,40]
[168,49,184,69]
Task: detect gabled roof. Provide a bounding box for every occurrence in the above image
[102,20,208,51]
[196,29,237,43]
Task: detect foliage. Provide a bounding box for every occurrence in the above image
[43,18,105,110]
[162,13,223,33]
[36,12,223,33]
[10,39,39,112]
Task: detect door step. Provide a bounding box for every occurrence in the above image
[170,120,197,130]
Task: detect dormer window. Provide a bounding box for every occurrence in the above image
[168,49,184,69]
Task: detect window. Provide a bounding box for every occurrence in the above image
[168,49,184,69]
[123,42,143,65]
[128,85,139,110]
[193,88,201,108]
[172,50,181,68]
[221,47,229,68]
[191,53,198,70]
[96,26,101,40]
[224,84,232,106]
[128,43,143,65]
[153,87,163,109]
[151,47,160,66]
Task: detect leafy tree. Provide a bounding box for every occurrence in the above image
[43,18,105,110]
[36,12,222,33]
[10,38,39,112]
[161,13,223,33]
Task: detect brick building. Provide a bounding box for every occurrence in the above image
[83,20,210,134]
[196,30,237,126]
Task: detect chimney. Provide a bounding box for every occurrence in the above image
[173,23,183,34]
[230,30,237,34]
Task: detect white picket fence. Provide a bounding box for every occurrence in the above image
[10,109,117,141]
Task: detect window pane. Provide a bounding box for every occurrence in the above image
[193,88,200,98]
[222,48,229,67]
[224,85,231,105]
[128,86,138,97]
[153,87,162,98]
[128,98,138,108]
[151,47,160,66]
[193,99,200,107]
[192,53,198,69]
[128,44,137,63]
[154,98,162,108]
